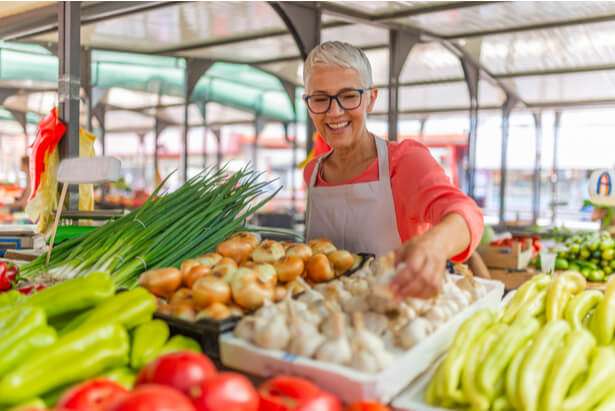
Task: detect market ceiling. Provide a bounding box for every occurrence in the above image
[0,1,615,134]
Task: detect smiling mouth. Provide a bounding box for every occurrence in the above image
[327,121,350,130]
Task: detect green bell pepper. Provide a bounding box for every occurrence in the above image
[478,316,540,401]
[0,290,25,308]
[593,390,615,411]
[560,346,615,411]
[461,323,508,410]
[155,335,202,357]
[589,277,615,344]
[540,329,596,411]
[546,271,586,322]
[61,287,156,335]
[564,290,603,330]
[6,397,47,410]
[514,288,548,321]
[505,341,531,411]
[0,307,47,375]
[500,274,550,324]
[130,319,170,370]
[0,325,56,377]
[0,322,129,405]
[441,309,494,401]
[517,320,571,411]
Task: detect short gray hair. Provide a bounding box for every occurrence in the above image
[303,41,373,90]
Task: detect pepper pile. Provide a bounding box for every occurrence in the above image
[426,271,615,410]
[535,231,615,282]
[0,272,201,408]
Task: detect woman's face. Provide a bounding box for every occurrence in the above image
[304,66,377,150]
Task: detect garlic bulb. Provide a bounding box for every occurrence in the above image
[398,317,434,349]
[295,277,324,304]
[342,295,370,314]
[286,298,325,357]
[362,312,389,336]
[315,313,352,365]
[352,312,393,371]
[351,341,381,373]
[253,313,290,350]
[425,305,449,323]
[234,316,267,341]
[341,276,370,296]
[320,302,349,339]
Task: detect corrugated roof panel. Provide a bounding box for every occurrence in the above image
[399,42,463,83]
[104,110,155,131]
[257,60,303,86]
[365,48,390,86]
[479,79,506,106]
[322,24,389,48]
[326,1,447,16]
[176,34,298,63]
[480,20,615,75]
[392,1,615,37]
[104,88,179,110]
[3,91,56,115]
[30,2,288,54]
[371,87,389,114]
[206,102,254,124]
[500,70,615,104]
[144,104,203,127]
[399,82,469,110]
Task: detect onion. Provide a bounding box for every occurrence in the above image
[228,303,244,317]
[231,267,275,310]
[216,238,254,264]
[184,265,212,288]
[192,276,231,308]
[243,262,278,288]
[306,254,335,283]
[170,288,193,305]
[197,302,232,321]
[139,267,182,299]
[286,279,305,296]
[157,303,175,316]
[180,259,201,276]
[327,249,354,274]
[172,300,196,321]
[274,256,304,283]
[252,240,285,264]
[286,243,313,262]
[308,238,336,255]
[211,258,238,282]
[229,232,259,248]
[195,252,222,267]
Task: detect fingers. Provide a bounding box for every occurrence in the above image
[390,245,445,299]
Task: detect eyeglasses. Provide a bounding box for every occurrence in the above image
[304,88,369,114]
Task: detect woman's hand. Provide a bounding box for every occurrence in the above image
[390,235,446,299]
[390,213,473,300]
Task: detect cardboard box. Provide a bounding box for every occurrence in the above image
[478,238,532,270]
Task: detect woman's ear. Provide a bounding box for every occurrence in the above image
[366,88,378,113]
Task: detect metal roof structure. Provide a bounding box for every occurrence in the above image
[1,1,615,221]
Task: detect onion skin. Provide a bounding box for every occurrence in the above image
[180,259,201,276]
[157,303,175,316]
[230,232,259,248]
[252,240,285,264]
[231,267,275,310]
[198,302,232,321]
[274,256,304,283]
[184,265,211,288]
[195,252,222,267]
[216,238,254,264]
[327,249,354,274]
[306,254,335,283]
[285,244,313,263]
[242,262,278,288]
[172,300,196,321]
[170,288,193,305]
[139,268,182,299]
[192,276,231,308]
[308,238,336,255]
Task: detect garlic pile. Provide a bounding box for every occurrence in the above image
[234,257,488,373]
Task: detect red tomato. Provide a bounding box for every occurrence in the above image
[258,376,342,411]
[0,262,16,291]
[345,402,391,411]
[104,384,195,411]
[135,351,216,397]
[57,378,128,411]
[17,285,45,295]
[190,372,258,411]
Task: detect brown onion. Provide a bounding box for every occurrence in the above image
[211,258,238,282]
[172,300,196,321]
[139,267,182,299]
[230,232,259,248]
[170,288,193,305]
[184,265,211,288]
[286,279,305,296]
[274,256,304,283]
[197,302,232,321]
[286,243,313,262]
[180,259,202,276]
[231,267,275,310]
[251,240,285,264]
[192,276,231,308]
[157,303,175,316]
[327,249,355,274]
[243,262,277,288]
[195,252,222,267]
[216,238,254,264]
[306,254,335,283]
[228,303,244,317]
[308,238,336,255]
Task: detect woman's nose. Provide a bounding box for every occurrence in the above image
[328,97,344,115]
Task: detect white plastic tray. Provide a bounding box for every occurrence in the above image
[220,277,505,404]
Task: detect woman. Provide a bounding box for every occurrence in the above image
[302,41,484,299]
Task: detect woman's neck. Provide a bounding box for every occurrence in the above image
[329,129,376,167]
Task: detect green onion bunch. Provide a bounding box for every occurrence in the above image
[19,165,281,288]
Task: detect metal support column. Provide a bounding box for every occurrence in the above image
[253,116,266,170]
[197,101,208,169]
[552,111,562,224]
[283,122,296,213]
[499,95,517,226]
[183,59,213,182]
[532,112,543,225]
[460,57,480,199]
[388,30,418,142]
[270,2,320,156]
[154,117,170,186]
[57,1,81,211]
[211,128,222,171]
[80,48,92,132]
[92,103,106,201]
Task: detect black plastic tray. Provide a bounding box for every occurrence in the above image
[154,252,374,359]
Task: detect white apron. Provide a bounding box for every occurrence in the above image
[305,136,402,257]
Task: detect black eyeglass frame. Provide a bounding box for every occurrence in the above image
[304,88,371,114]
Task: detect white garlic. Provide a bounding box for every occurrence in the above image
[362,312,389,336]
[286,298,326,357]
[315,313,352,365]
[253,313,290,350]
[351,342,381,373]
[352,312,393,371]
[398,317,433,349]
[342,295,370,314]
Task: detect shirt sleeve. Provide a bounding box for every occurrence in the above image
[396,141,484,262]
[303,158,318,187]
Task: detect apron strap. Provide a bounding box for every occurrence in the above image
[309,149,333,188]
[374,136,390,183]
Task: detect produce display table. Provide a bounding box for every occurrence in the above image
[489,267,607,290]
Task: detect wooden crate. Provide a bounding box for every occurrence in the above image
[478,239,533,270]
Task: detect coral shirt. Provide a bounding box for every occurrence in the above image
[303,139,484,262]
